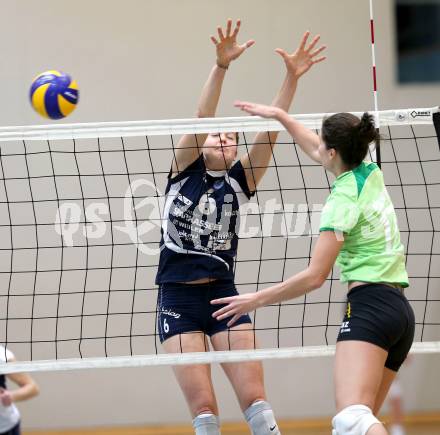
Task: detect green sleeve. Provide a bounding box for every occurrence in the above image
[320,189,360,233]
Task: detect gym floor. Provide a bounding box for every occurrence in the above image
[24,417,440,435]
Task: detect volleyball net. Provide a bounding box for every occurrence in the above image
[0,106,439,373]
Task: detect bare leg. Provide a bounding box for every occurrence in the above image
[211,324,280,434]
[162,332,219,418]
[373,367,398,415]
[210,324,265,411]
[334,341,389,435]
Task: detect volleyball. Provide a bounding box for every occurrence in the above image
[30,70,79,120]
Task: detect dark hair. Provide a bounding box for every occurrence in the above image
[321,112,380,168]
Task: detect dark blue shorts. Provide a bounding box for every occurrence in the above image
[337,284,415,372]
[1,422,20,435]
[157,280,252,343]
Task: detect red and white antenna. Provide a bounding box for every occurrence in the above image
[369,0,381,165]
[369,0,380,128]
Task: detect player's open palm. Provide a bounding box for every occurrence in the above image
[276,31,327,78]
[211,19,255,68]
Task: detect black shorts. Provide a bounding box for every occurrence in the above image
[157,280,252,343]
[337,284,415,372]
[1,422,20,435]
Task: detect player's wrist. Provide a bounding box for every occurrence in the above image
[287,70,301,80]
[216,60,230,70]
[273,107,286,121]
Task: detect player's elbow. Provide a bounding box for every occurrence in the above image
[30,381,40,398]
[310,277,325,291]
[308,269,328,290]
[311,150,322,164]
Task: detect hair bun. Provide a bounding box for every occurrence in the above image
[358,112,377,145]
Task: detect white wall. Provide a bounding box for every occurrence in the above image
[2,0,438,128]
[1,0,439,430]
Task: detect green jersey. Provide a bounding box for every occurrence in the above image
[319,161,409,287]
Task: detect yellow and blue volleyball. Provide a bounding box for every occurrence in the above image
[30,70,79,120]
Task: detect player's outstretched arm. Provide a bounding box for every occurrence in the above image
[171,19,254,176]
[211,231,342,326]
[240,31,326,190]
[236,101,323,164]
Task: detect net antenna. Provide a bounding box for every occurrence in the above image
[369,0,381,166]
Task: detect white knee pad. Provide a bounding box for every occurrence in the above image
[332,405,381,435]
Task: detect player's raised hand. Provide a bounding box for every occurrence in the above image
[234,100,284,120]
[275,31,327,78]
[211,19,255,69]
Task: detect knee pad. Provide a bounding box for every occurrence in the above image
[244,400,280,435]
[332,404,381,435]
[192,413,220,435]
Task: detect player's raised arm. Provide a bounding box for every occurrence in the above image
[236,101,323,164]
[240,31,326,190]
[171,19,254,176]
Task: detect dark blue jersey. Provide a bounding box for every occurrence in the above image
[156,155,254,283]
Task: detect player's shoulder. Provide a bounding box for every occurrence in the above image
[334,161,379,199]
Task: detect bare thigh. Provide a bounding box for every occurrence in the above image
[163,332,218,417]
[334,341,389,412]
[373,367,397,415]
[210,324,266,411]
